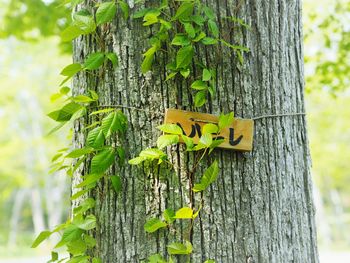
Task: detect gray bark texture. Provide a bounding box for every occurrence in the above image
[72,0,319,262]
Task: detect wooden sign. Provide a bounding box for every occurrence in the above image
[164,109,254,151]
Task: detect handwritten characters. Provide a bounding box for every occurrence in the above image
[176,122,243,146]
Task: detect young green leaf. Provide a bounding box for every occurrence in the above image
[83,52,105,70]
[171,34,190,46]
[75,215,96,231]
[173,207,193,219]
[139,148,167,161]
[194,90,207,107]
[201,37,218,45]
[105,52,118,68]
[66,147,94,158]
[199,133,212,147]
[143,10,160,26]
[163,208,175,224]
[208,20,219,38]
[110,175,122,193]
[184,23,195,38]
[176,45,194,69]
[86,127,105,149]
[181,135,194,150]
[173,3,194,20]
[218,112,234,131]
[90,148,115,174]
[203,6,215,20]
[72,95,96,103]
[48,102,82,122]
[167,241,193,255]
[61,25,84,42]
[76,173,104,188]
[74,12,96,34]
[180,68,190,78]
[60,63,82,77]
[119,0,129,20]
[147,254,167,263]
[128,156,147,165]
[202,69,211,81]
[31,231,52,248]
[157,124,183,135]
[191,80,208,90]
[55,224,83,248]
[204,260,215,263]
[96,1,117,25]
[193,160,219,192]
[157,135,179,149]
[202,123,218,134]
[144,218,167,233]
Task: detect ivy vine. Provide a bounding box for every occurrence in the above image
[32,1,249,263]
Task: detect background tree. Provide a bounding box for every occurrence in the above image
[70,0,319,262]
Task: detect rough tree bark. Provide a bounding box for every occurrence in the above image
[72,0,319,262]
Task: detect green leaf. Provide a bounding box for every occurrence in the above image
[181,135,194,150]
[144,218,167,233]
[84,235,97,248]
[73,198,95,215]
[157,135,179,149]
[74,12,96,34]
[101,111,127,137]
[128,156,147,165]
[92,258,102,263]
[31,231,52,248]
[163,209,175,224]
[60,63,82,77]
[199,133,212,147]
[71,189,89,200]
[143,10,160,26]
[76,174,104,188]
[75,215,96,230]
[173,3,194,20]
[66,255,89,263]
[176,45,194,69]
[96,1,117,25]
[173,207,193,219]
[180,69,190,78]
[72,95,96,103]
[60,86,71,95]
[157,124,183,135]
[203,6,215,20]
[119,0,129,20]
[218,112,234,131]
[61,25,84,42]
[171,34,190,46]
[193,161,219,192]
[110,175,122,193]
[83,52,105,70]
[167,241,193,255]
[208,20,219,38]
[142,45,158,73]
[194,90,207,107]
[165,72,177,81]
[140,148,167,160]
[105,52,118,68]
[66,147,94,158]
[48,102,82,122]
[191,80,208,90]
[66,236,87,256]
[202,69,211,81]
[202,123,218,134]
[184,23,195,38]
[86,127,105,149]
[147,254,166,263]
[90,148,115,174]
[204,260,215,263]
[201,37,218,45]
[193,31,206,42]
[55,224,83,248]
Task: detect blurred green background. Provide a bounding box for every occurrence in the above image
[0,0,349,262]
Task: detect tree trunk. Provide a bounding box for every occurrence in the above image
[73,1,319,262]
